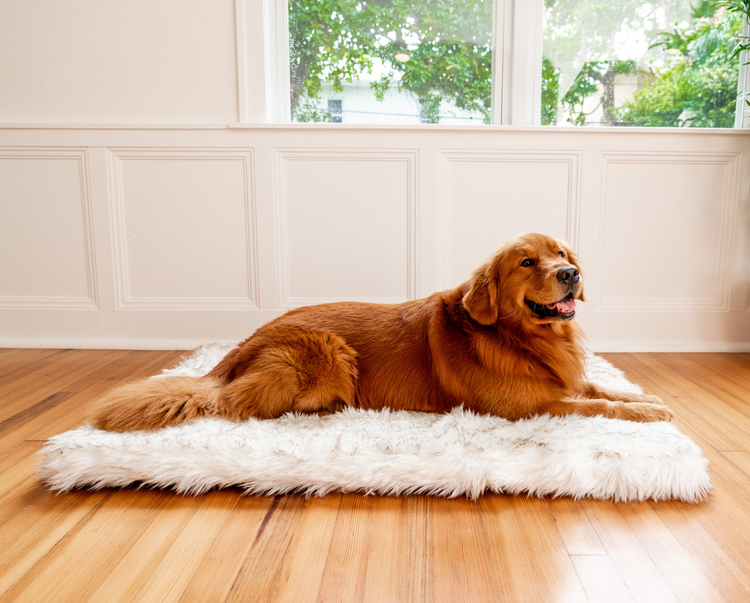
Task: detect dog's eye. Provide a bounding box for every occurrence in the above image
[558,251,565,258]
[521,258,534,268]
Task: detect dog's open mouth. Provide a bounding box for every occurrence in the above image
[525,293,576,320]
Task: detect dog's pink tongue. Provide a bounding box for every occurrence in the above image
[548,298,576,312]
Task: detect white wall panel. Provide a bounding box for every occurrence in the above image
[597,153,739,312]
[0,0,238,123]
[0,149,97,309]
[438,151,580,288]
[107,149,257,309]
[274,149,417,306]
[0,127,747,351]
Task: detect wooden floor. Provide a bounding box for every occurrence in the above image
[1,349,750,602]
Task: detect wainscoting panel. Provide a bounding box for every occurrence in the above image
[274,149,417,306]
[0,148,97,309]
[0,126,748,350]
[596,152,739,313]
[107,149,258,310]
[438,150,580,289]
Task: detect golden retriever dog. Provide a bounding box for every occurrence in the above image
[90,233,673,431]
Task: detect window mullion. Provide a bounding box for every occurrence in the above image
[266,0,291,123]
[735,14,750,129]
[494,0,544,125]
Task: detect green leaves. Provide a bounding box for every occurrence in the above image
[543,0,743,127]
[288,0,493,123]
[614,4,741,127]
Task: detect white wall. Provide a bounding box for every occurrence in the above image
[1,1,749,351]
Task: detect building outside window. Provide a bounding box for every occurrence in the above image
[285,0,750,127]
[327,99,343,122]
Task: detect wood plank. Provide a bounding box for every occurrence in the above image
[705,469,750,535]
[510,497,588,603]
[0,348,69,385]
[179,494,275,603]
[225,495,307,603]
[0,350,185,453]
[431,496,455,603]
[545,498,606,555]
[0,472,54,530]
[647,499,750,603]
[680,475,750,583]
[0,441,40,475]
[0,348,130,424]
[361,496,409,603]
[570,554,634,603]
[660,353,750,421]
[131,490,240,603]
[315,494,373,603]
[0,349,101,408]
[710,353,750,377]
[0,483,109,598]
[706,452,750,503]
[580,499,679,603]
[0,348,63,380]
[616,501,725,603]
[433,497,498,603]
[681,353,750,394]
[634,353,750,442]
[0,489,173,602]
[406,496,434,603]
[0,392,73,437]
[723,450,750,472]
[0,441,43,502]
[87,495,208,603]
[604,353,748,451]
[274,494,342,603]
[479,494,545,603]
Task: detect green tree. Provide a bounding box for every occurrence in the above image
[541,57,560,125]
[543,0,696,121]
[288,0,493,123]
[558,60,636,125]
[615,2,741,127]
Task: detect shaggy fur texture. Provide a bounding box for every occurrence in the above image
[89,234,673,431]
[38,347,710,502]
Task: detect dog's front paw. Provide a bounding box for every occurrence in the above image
[619,402,675,423]
[655,405,674,421]
[642,394,665,406]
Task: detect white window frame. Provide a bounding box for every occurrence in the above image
[242,0,748,128]
[735,14,750,129]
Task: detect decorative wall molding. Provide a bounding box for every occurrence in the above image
[106,148,259,310]
[596,151,740,313]
[272,148,419,308]
[435,149,582,289]
[0,147,98,310]
[0,130,748,351]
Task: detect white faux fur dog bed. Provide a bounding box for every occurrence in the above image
[38,345,711,502]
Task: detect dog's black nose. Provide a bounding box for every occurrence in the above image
[557,266,580,283]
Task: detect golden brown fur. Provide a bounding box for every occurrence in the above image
[90,233,673,431]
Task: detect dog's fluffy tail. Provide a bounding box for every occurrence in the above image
[89,376,222,432]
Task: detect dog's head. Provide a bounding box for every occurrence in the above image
[462,233,585,326]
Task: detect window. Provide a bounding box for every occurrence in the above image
[543,0,746,127]
[288,0,494,124]
[282,0,749,127]
[327,99,343,122]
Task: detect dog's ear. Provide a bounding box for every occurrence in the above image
[563,243,586,302]
[462,263,499,325]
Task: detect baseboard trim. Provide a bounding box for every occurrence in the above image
[589,342,750,353]
[0,338,242,351]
